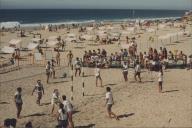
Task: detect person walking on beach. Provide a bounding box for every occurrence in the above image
[51,59,56,79]
[32,80,44,105]
[105,87,119,120]
[14,87,23,119]
[51,89,61,114]
[46,61,51,83]
[55,103,68,128]
[56,50,60,66]
[158,69,163,93]
[62,95,74,128]
[122,61,128,82]
[67,51,73,67]
[134,61,141,82]
[95,63,103,87]
[74,57,82,77]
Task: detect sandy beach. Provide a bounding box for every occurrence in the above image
[0,19,192,128]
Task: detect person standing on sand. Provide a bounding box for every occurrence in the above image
[62,95,74,128]
[14,87,23,119]
[158,69,163,93]
[74,57,82,77]
[32,80,44,105]
[95,63,103,87]
[55,103,68,128]
[56,50,60,66]
[122,61,128,82]
[46,61,51,83]
[51,89,61,114]
[67,51,73,67]
[105,87,119,120]
[134,61,142,82]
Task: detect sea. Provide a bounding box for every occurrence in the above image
[0,9,187,28]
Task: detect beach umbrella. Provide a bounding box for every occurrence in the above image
[121,44,131,49]
[8,39,21,45]
[1,46,15,54]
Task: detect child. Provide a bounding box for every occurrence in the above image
[62,95,74,128]
[95,64,103,87]
[158,69,163,93]
[134,62,141,82]
[122,61,128,82]
[105,87,119,120]
[14,87,23,118]
[32,80,44,105]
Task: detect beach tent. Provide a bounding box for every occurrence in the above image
[98,26,106,30]
[8,39,21,45]
[86,27,94,31]
[81,35,94,41]
[65,33,77,42]
[27,42,39,50]
[146,28,155,33]
[1,46,15,54]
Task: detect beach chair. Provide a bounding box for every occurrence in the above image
[167,60,185,69]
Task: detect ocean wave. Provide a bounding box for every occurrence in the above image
[0,16,181,29]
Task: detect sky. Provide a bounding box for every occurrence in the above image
[0,0,192,10]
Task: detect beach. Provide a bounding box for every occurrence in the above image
[0,14,192,127]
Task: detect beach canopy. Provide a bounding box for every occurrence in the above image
[1,46,15,54]
[46,41,58,46]
[81,35,93,40]
[31,38,41,42]
[8,39,21,45]
[121,44,131,49]
[27,42,39,50]
[48,36,58,40]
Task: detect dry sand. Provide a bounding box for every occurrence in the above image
[0,23,192,127]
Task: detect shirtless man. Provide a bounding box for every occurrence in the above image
[67,51,74,67]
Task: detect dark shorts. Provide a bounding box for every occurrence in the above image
[135,72,140,76]
[123,71,128,76]
[107,104,113,112]
[37,92,42,100]
[16,103,22,110]
[96,75,101,79]
[159,81,162,86]
[57,120,68,128]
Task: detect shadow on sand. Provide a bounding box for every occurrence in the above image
[75,124,95,128]
[163,90,179,93]
[118,113,135,119]
[22,113,47,118]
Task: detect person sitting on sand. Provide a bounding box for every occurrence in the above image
[46,61,51,83]
[122,61,128,82]
[105,87,119,120]
[95,63,103,87]
[32,80,44,105]
[74,57,82,77]
[157,69,163,93]
[134,61,142,82]
[51,89,61,114]
[55,103,68,128]
[14,87,23,119]
[67,51,73,67]
[62,95,74,128]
